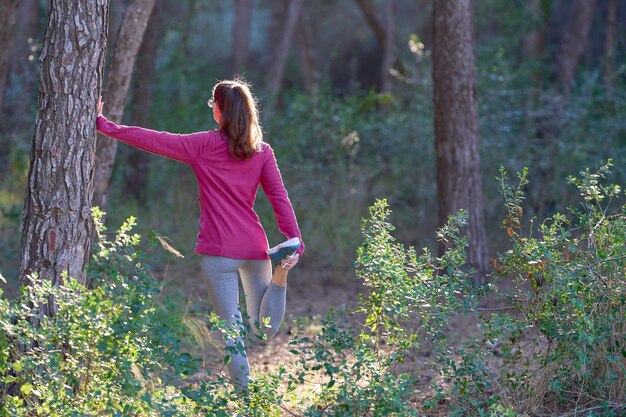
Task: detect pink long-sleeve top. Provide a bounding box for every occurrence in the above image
[96,116,304,260]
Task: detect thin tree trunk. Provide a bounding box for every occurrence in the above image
[522,0,549,142]
[20,0,108,288]
[124,2,164,202]
[93,0,157,214]
[433,0,488,283]
[107,0,126,58]
[9,0,40,88]
[381,0,396,94]
[523,0,547,61]
[0,0,20,113]
[354,0,386,47]
[267,0,288,56]
[604,0,618,93]
[266,0,303,104]
[297,8,317,91]
[0,0,39,169]
[556,0,597,96]
[230,0,252,76]
[530,0,597,216]
[4,0,40,129]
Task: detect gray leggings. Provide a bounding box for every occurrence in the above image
[200,255,286,390]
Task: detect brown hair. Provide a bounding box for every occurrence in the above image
[212,78,263,160]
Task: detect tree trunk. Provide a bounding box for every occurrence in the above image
[20,0,108,288]
[0,0,20,113]
[107,0,127,57]
[9,0,40,90]
[433,0,488,283]
[230,0,252,76]
[354,0,386,47]
[267,0,289,58]
[93,0,157,213]
[266,0,303,103]
[603,0,617,93]
[522,0,548,61]
[297,7,317,91]
[381,0,396,94]
[124,2,164,202]
[556,0,597,96]
[4,0,40,130]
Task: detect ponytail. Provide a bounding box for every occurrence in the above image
[212,78,263,160]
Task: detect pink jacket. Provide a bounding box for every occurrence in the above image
[96,116,304,260]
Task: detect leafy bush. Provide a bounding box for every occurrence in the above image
[2,164,625,416]
[0,209,273,416]
[0,209,200,415]
[480,161,626,415]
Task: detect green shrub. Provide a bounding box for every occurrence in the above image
[480,161,626,415]
[2,163,624,416]
[0,209,260,416]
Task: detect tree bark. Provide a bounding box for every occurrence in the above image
[381,0,397,94]
[20,0,108,287]
[432,0,489,283]
[297,7,317,91]
[0,0,20,113]
[603,0,618,93]
[556,0,597,96]
[266,0,303,103]
[93,0,157,213]
[230,0,252,76]
[124,2,164,202]
[354,0,386,47]
[522,0,548,61]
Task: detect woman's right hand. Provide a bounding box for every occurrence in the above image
[97,96,103,117]
[280,253,299,270]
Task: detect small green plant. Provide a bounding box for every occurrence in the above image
[281,199,490,416]
[480,161,626,415]
[0,208,244,416]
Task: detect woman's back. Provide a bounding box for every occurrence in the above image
[95,116,303,260]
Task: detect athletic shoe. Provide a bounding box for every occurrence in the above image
[267,237,301,264]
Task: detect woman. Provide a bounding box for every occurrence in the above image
[96,78,304,390]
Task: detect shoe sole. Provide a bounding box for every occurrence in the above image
[267,237,301,263]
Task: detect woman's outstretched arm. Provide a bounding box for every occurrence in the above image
[96,96,205,165]
[260,144,305,256]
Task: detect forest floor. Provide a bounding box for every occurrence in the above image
[169,262,511,416]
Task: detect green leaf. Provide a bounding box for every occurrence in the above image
[20,383,32,396]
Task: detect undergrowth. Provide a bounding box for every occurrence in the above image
[0,163,624,416]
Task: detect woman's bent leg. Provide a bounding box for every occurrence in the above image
[239,259,286,339]
[201,255,249,390]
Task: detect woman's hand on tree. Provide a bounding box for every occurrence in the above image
[97,96,103,117]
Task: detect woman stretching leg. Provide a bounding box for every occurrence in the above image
[96,78,304,390]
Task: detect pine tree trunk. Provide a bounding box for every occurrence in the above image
[557,0,597,96]
[124,2,164,202]
[433,0,489,283]
[266,0,303,101]
[297,8,317,91]
[604,0,617,93]
[230,0,252,76]
[381,0,396,94]
[20,0,109,287]
[93,0,157,213]
[522,0,547,61]
[353,0,386,47]
[0,0,20,113]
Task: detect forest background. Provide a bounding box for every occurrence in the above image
[1,0,625,291]
[0,0,625,415]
